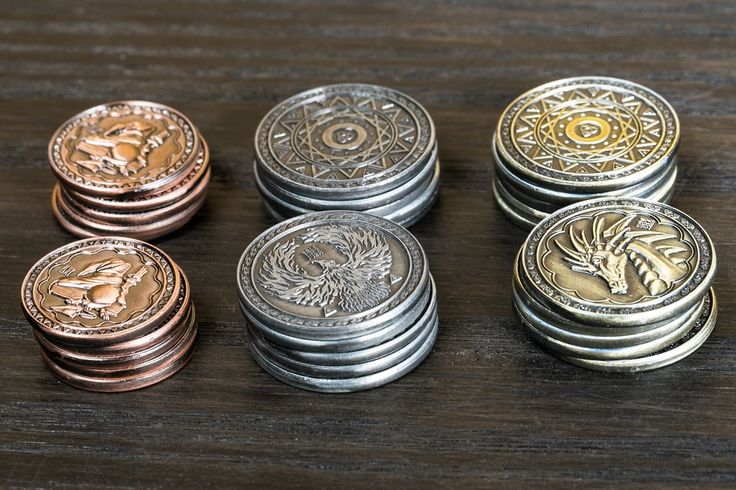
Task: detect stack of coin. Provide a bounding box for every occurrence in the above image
[48,101,211,240]
[21,237,197,392]
[253,84,439,227]
[493,77,680,229]
[512,198,717,372]
[237,211,438,392]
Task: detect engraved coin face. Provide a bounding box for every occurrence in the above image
[49,101,199,196]
[496,77,679,189]
[22,237,179,342]
[238,211,428,336]
[522,198,715,324]
[255,84,435,195]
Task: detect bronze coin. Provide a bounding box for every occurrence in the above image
[52,185,207,240]
[48,101,202,197]
[65,137,210,212]
[39,327,196,392]
[46,307,197,377]
[21,237,181,346]
[58,167,210,225]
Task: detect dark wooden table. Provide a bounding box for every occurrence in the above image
[2,1,735,487]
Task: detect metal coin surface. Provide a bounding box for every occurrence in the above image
[248,317,437,393]
[21,237,180,346]
[256,277,437,365]
[255,84,436,199]
[238,211,429,340]
[522,198,716,326]
[496,77,679,191]
[49,101,200,197]
[240,278,432,352]
[66,139,210,212]
[559,289,717,372]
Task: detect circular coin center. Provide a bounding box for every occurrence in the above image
[564,116,611,144]
[322,123,368,150]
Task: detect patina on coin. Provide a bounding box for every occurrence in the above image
[255,84,435,198]
[522,198,716,326]
[49,101,199,196]
[496,77,679,190]
[22,237,180,345]
[238,211,428,340]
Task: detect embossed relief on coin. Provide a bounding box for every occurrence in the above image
[256,224,408,318]
[35,248,164,328]
[540,211,695,305]
[269,93,418,180]
[510,84,668,174]
[59,106,188,186]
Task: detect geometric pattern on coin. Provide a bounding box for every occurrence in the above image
[497,77,679,185]
[255,84,435,190]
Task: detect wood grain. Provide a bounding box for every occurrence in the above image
[1,1,735,487]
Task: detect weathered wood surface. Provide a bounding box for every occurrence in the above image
[1,1,735,487]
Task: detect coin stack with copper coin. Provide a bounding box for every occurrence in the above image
[253,84,439,227]
[237,211,438,392]
[21,237,197,392]
[48,101,210,240]
[493,77,680,229]
[513,198,717,372]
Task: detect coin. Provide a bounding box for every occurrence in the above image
[237,211,429,340]
[495,77,679,192]
[21,237,181,346]
[49,101,201,197]
[521,198,716,326]
[255,84,436,200]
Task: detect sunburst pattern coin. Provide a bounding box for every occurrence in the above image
[493,77,680,229]
[237,211,438,392]
[253,84,439,226]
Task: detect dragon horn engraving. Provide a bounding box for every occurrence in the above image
[556,214,690,296]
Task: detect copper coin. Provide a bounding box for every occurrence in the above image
[65,137,210,212]
[21,237,181,346]
[58,167,210,225]
[46,307,197,377]
[52,185,207,240]
[33,276,191,361]
[39,328,196,392]
[48,100,201,197]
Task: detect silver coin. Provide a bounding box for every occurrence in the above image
[516,293,704,360]
[512,252,703,349]
[255,84,436,200]
[239,276,432,352]
[248,316,438,393]
[255,143,438,210]
[237,211,429,340]
[252,276,437,365]
[559,288,717,372]
[495,77,679,192]
[492,181,539,230]
[249,308,437,379]
[521,198,716,326]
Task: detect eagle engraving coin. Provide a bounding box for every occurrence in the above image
[496,77,679,191]
[255,84,435,199]
[49,101,200,196]
[21,237,180,345]
[522,198,716,326]
[238,211,428,340]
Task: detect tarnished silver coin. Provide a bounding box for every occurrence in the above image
[495,77,679,192]
[237,211,429,340]
[255,84,436,199]
[559,289,717,372]
[521,198,716,326]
